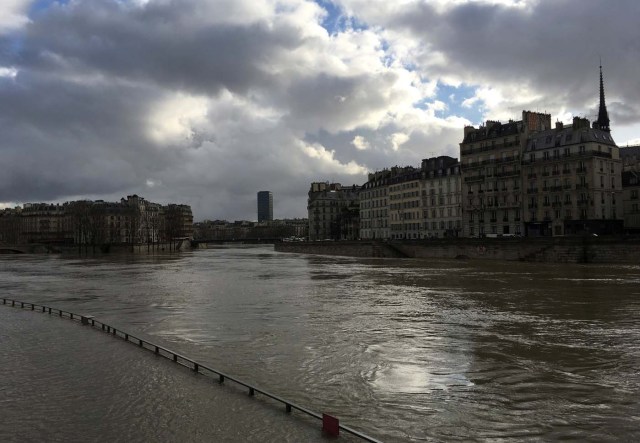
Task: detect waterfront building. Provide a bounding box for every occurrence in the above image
[257,191,273,222]
[420,156,462,238]
[359,156,462,240]
[460,67,623,237]
[460,111,547,237]
[0,195,193,246]
[620,145,640,171]
[0,207,23,244]
[307,182,360,241]
[522,117,622,236]
[622,171,640,234]
[193,218,308,241]
[19,203,71,244]
[359,170,391,240]
[388,166,422,239]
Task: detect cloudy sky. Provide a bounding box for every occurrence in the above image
[1,0,639,221]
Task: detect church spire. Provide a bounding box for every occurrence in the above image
[596,64,610,132]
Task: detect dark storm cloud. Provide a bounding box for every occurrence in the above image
[7,0,301,96]
[0,70,158,202]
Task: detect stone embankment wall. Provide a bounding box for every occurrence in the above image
[274,237,640,264]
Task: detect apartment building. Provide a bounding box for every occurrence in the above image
[388,167,422,239]
[359,170,391,240]
[622,171,640,234]
[420,156,462,238]
[308,182,360,240]
[522,118,622,236]
[0,196,193,246]
[459,111,546,237]
[459,67,625,236]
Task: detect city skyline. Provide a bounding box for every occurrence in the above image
[2,1,640,221]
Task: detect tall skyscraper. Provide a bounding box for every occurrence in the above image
[257,191,273,222]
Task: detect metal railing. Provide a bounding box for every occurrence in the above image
[1,298,382,443]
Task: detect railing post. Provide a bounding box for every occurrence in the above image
[173,354,178,362]
[31,304,34,311]
[155,346,159,355]
[249,387,255,396]
[125,333,129,341]
[139,339,143,347]
[21,302,24,308]
[286,404,292,413]
[219,374,224,383]
[193,363,199,373]
[42,306,45,312]
[48,307,51,314]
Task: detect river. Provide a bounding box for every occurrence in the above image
[1,246,639,442]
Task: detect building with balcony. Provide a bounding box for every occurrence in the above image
[420,156,462,238]
[359,170,391,240]
[460,67,623,237]
[308,182,360,241]
[622,171,640,234]
[522,118,622,236]
[387,166,422,240]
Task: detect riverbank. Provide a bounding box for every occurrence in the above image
[274,236,640,263]
[0,240,192,255]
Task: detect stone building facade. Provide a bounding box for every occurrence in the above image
[308,182,360,241]
[0,195,193,247]
[359,170,391,240]
[420,156,462,238]
[622,171,640,234]
[358,156,462,240]
[459,68,624,237]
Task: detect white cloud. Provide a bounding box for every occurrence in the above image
[301,141,368,175]
[390,132,410,151]
[146,93,209,146]
[352,135,370,150]
[0,0,30,33]
[0,67,18,78]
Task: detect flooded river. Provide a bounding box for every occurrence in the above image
[1,246,639,441]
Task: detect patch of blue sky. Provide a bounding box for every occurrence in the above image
[315,0,367,35]
[433,83,485,124]
[29,0,70,18]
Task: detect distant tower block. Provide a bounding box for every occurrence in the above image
[257,191,273,222]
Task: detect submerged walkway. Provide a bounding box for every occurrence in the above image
[0,303,371,442]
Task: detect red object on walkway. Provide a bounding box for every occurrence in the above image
[322,413,339,437]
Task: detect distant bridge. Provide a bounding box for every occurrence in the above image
[191,238,283,246]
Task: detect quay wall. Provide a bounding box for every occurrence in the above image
[274,237,640,264]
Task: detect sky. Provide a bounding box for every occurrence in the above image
[1,0,640,221]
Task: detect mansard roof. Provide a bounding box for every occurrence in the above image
[524,125,616,153]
